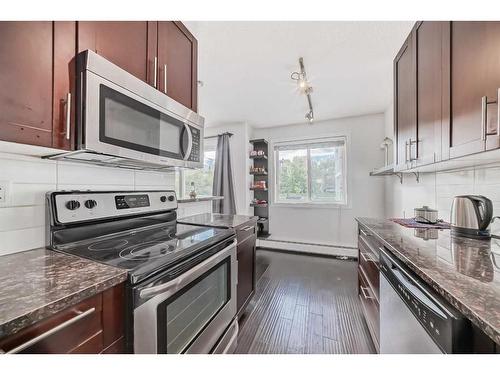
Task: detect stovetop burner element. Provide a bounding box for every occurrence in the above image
[88,238,129,251]
[119,241,176,261]
[48,190,235,284]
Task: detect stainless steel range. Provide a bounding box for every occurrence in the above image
[46,190,238,354]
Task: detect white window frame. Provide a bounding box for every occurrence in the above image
[273,135,349,208]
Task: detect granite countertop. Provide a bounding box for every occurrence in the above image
[356,217,500,345]
[177,196,224,203]
[0,248,127,340]
[178,213,258,228]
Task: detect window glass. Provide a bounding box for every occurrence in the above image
[275,137,347,204]
[175,138,218,198]
[277,148,308,202]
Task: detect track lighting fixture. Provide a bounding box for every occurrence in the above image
[291,57,314,123]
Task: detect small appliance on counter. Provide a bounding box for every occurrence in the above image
[414,206,438,224]
[450,195,494,240]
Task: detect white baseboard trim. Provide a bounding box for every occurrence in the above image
[257,238,358,258]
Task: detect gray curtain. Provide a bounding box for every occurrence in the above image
[212,134,236,214]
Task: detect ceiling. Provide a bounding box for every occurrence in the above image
[185,21,414,128]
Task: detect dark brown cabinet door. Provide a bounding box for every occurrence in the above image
[450,22,500,157]
[236,234,256,314]
[0,22,54,147]
[52,22,76,150]
[157,21,198,111]
[77,21,157,85]
[414,21,449,165]
[394,33,417,169]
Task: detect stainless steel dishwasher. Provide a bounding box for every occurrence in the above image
[379,248,471,354]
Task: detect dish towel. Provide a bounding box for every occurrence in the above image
[390,218,451,229]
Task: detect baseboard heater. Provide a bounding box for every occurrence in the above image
[257,238,357,259]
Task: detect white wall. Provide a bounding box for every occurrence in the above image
[0,150,180,256]
[251,113,386,252]
[204,123,252,215]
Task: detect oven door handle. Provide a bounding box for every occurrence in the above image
[139,239,237,299]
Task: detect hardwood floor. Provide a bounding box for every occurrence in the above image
[235,249,376,354]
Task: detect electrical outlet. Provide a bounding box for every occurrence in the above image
[0,181,9,206]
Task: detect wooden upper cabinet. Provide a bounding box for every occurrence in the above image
[0,22,54,147]
[157,21,198,111]
[450,22,500,157]
[414,21,449,165]
[53,22,76,150]
[0,22,76,151]
[394,33,417,169]
[77,21,157,85]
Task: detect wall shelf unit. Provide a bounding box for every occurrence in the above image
[250,138,270,239]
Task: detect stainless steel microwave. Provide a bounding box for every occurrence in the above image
[47,50,204,170]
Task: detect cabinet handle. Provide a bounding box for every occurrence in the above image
[359,228,370,237]
[481,95,498,141]
[163,64,167,94]
[497,88,500,138]
[404,139,409,163]
[360,251,375,263]
[360,286,374,300]
[1,307,95,354]
[65,93,71,140]
[153,57,158,88]
[409,139,418,162]
[241,225,254,232]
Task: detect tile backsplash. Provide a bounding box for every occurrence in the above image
[385,162,500,235]
[0,152,175,256]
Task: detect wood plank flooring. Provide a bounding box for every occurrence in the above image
[235,249,376,354]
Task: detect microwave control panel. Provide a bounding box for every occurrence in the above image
[188,126,201,162]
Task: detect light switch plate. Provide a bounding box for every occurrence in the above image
[0,181,10,206]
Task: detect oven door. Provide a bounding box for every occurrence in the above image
[133,239,237,354]
[80,54,203,169]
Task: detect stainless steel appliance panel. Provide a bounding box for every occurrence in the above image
[379,248,470,354]
[83,64,202,169]
[133,239,237,354]
[48,50,204,170]
[380,274,442,354]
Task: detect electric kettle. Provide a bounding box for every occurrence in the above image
[450,195,493,239]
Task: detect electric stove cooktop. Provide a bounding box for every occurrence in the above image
[53,222,234,284]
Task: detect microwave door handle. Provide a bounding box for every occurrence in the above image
[183,123,193,161]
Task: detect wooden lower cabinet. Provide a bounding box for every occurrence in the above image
[357,224,380,352]
[235,221,257,317]
[0,283,125,354]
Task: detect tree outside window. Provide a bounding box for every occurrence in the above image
[275,137,346,205]
[176,138,217,198]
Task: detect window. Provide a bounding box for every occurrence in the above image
[175,138,217,198]
[274,137,347,205]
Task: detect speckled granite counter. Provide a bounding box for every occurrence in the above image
[356,217,500,345]
[178,213,258,228]
[0,248,127,340]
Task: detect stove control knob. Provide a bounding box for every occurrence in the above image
[160,196,167,203]
[84,199,98,209]
[168,195,175,202]
[66,200,80,210]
